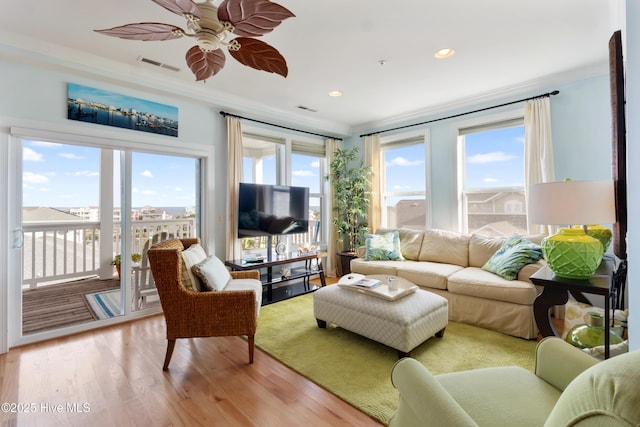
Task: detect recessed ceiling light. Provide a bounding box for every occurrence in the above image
[328,90,343,97]
[435,48,455,59]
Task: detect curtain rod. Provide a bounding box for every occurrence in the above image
[219,111,343,141]
[359,90,560,138]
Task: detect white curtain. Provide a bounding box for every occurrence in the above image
[226,117,243,261]
[325,138,340,277]
[365,134,381,234]
[524,97,555,235]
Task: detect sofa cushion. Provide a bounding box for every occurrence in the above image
[351,258,400,276]
[468,234,507,268]
[364,231,404,261]
[447,267,538,305]
[397,261,463,290]
[378,228,424,261]
[418,229,470,266]
[482,235,543,280]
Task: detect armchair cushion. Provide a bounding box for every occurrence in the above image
[544,349,640,427]
[180,243,207,291]
[389,338,621,427]
[226,278,263,315]
[192,255,232,291]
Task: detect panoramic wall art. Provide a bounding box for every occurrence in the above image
[67,83,178,137]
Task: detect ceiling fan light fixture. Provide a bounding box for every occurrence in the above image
[328,90,343,97]
[95,0,295,79]
[195,28,227,51]
[435,48,455,59]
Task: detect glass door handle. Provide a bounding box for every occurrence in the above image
[12,228,24,248]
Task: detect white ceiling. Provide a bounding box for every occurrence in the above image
[0,0,614,133]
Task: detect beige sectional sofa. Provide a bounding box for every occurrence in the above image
[350,228,546,339]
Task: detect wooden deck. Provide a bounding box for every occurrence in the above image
[22,277,120,335]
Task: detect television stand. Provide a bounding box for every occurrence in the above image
[226,252,327,305]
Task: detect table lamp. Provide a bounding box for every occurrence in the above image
[529,180,615,279]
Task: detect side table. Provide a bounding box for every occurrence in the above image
[530,259,614,358]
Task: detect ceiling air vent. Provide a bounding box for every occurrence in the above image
[297,105,318,113]
[137,56,180,72]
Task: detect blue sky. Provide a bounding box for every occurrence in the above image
[23,140,196,208]
[464,126,524,189]
[24,126,523,208]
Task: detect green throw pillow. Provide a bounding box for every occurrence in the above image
[365,232,404,261]
[482,234,542,280]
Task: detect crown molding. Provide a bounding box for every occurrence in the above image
[351,61,609,137]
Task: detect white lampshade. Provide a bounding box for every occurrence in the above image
[529,180,616,226]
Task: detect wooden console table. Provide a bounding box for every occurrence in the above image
[530,259,614,358]
[226,252,327,304]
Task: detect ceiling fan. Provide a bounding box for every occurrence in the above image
[95,0,295,81]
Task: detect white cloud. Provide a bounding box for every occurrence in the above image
[23,172,48,184]
[141,170,153,178]
[23,147,43,162]
[74,170,99,177]
[388,156,423,167]
[292,170,314,177]
[175,187,183,192]
[483,177,499,183]
[30,141,61,148]
[467,151,516,164]
[393,184,413,190]
[142,190,157,195]
[311,160,320,168]
[60,153,83,160]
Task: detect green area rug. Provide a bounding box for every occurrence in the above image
[255,293,538,425]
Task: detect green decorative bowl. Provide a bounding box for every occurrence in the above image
[542,228,604,279]
[572,224,612,253]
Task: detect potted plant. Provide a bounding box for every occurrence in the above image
[327,147,373,274]
[112,253,142,278]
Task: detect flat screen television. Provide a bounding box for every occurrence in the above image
[237,183,309,239]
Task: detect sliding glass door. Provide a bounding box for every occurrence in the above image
[13,136,201,341]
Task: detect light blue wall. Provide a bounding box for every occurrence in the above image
[352,74,612,231]
[0,56,230,256]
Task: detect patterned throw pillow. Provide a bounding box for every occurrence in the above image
[482,234,543,280]
[364,231,404,261]
[181,243,207,291]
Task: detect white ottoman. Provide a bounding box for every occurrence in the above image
[313,279,448,357]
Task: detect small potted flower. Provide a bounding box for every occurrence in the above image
[112,253,142,278]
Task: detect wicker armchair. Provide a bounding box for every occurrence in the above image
[147,238,260,370]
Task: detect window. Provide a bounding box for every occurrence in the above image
[458,118,526,236]
[380,135,428,229]
[241,131,326,250]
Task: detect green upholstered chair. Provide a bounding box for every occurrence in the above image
[389,337,640,426]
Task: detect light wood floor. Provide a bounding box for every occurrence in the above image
[0,313,383,426]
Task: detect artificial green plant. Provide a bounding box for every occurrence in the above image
[327,147,373,253]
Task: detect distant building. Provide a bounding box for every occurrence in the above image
[140,206,171,220]
[69,206,100,222]
[387,199,426,230]
[23,206,83,223]
[466,190,527,236]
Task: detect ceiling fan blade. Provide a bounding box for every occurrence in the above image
[229,37,288,77]
[152,0,202,19]
[95,23,184,41]
[218,0,295,37]
[186,46,226,81]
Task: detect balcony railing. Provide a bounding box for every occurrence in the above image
[22,219,195,289]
